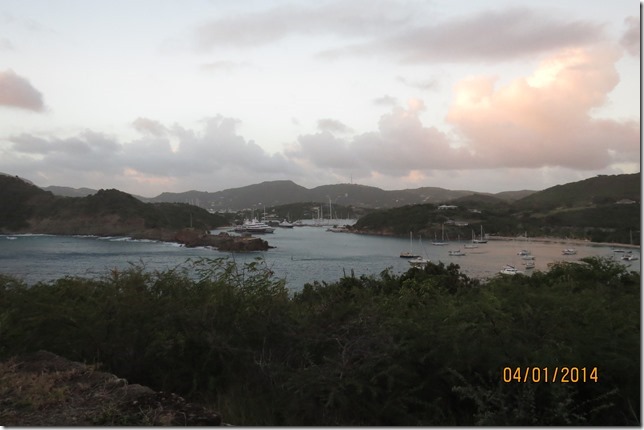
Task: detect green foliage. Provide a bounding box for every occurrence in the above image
[515,173,641,211]
[351,174,640,243]
[0,177,228,233]
[0,176,56,231]
[0,257,639,425]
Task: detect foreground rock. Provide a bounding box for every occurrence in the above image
[0,351,222,426]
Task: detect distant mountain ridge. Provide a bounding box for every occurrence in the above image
[35,173,638,212]
[113,181,535,211]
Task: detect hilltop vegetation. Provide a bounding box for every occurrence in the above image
[0,175,228,236]
[0,257,639,425]
[352,173,640,244]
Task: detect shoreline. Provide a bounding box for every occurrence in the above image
[486,235,640,249]
[348,229,640,249]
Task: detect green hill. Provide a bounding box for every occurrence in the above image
[0,176,228,236]
[515,173,640,211]
[351,173,641,244]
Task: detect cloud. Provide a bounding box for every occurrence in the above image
[132,117,169,137]
[317,118,352,134]
[288,46,638,179]
[620,16,640,57]
[446,45,639,169]
[8,131,122,172]
[199,60,253,74]
[2,115,304,195]
[0,38,13,51]
[321,7,605,63]
[397,76,438,91]
[194,0,415,50]
[0,69,44,111]
[288,99,473,179]
[373,95,398,106]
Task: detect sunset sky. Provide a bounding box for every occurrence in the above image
[0,0,639,197]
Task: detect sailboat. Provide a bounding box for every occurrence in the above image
[448,234,466,256]
[400,232,420,258]
[518,231,534,260]
[432,223,448,246]
[464,229,479,249]
[409,235,431,267]
[472,225,487,243]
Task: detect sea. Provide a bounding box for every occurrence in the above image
[0,224,639,292]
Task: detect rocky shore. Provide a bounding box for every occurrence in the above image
[13,216,273,252]
[172,228,272,252]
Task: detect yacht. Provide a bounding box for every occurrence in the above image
[234,219,275,234]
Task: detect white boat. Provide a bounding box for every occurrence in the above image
[409,256,431,268]
[448,249,466,256]
[234,219,275,234]
[472,225,487,243]
[278,219,294,228]
[523,260,535,269]
[400,232,420,258]
[500,265,521,275]
[432,224,448,246]
[562,248,577,255]
[622,254,639,261]
[517,249,531,256]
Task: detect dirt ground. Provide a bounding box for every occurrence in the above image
[0,350,222,426]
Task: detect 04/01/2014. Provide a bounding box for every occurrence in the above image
[502,367,598,383]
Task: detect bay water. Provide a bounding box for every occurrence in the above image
[0,228,639,292]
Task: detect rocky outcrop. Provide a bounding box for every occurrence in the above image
[0,350,222,426]
[174,228,272,252]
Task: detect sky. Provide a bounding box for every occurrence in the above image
[0,0,640,197]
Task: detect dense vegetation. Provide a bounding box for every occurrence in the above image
[351,173,641,244]
[353,201,641,244]
[0,257,639,425]
[0,176,228,233]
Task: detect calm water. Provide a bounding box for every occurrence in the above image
[0,229,639,292]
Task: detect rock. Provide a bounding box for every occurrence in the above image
[0,351,223,426]
[174,228,271,252]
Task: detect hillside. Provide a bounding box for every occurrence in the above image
[514,173,640,210]
[140,181,528,211]
[351,173,641,244]
[0,176,228,237]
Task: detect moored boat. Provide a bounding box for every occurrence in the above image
[400,232,420,258]
[234,219,275,234]
[500,264,521,275]
[409,256,431,268]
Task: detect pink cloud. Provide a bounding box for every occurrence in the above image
[0,69,44,111]
[446,46,638,169]
[620,16,640,57]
